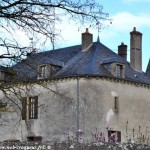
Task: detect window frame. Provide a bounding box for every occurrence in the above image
[114,96,119,112]
[115,64,123,77]
[38,64,47,78]
[38,64,62,79]
[22,96,38,120]
[29,96,38,119]
[102,61,125,78]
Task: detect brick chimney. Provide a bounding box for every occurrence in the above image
[118,42,127,60]
[82,28,93,51]
[130,27,142,72]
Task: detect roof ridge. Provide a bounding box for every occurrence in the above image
[33,44,81,55]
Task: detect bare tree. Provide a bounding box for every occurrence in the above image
[0,0,110,138]
[0,0,109,65]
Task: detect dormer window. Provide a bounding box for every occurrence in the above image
[115,64,123,77]
[38,64,62,79]
[39,65,47,78]
[112,63,125,78]
[101,58,125,78]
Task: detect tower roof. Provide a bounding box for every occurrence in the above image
[146,59,150,77]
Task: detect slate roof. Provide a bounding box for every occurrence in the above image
[0,66,16,75]
[146,59,150,77]
[12,41,150,85]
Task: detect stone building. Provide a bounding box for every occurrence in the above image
[0,27,150,143]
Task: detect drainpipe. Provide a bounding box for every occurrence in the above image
[76,77,80,142]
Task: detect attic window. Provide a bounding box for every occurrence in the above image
[38,65,47,78]
[112,63,125,78]
[115,64,123,77]
[101,58,125,78]
[38,64,62,79]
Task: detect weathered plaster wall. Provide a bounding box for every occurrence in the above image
[0,78,150,143]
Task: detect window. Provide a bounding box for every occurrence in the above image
[114,96,118,111]
[22,96,38,120]
[116,64,123,77]
[101,59,125,78]
[29,96,38,119]
[38,64,62,79]
[27,136,42,142]
[39,65,47,78]
[108,130,121,142]
[113,96,119,113]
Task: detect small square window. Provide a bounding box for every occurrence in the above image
[108,130,121,142]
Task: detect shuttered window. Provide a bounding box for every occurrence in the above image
[22,97,27,120]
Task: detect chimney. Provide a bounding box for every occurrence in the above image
[118,42,127,60]
[27,48,36,57]
[130,27,142,72]
[82,28,93,51]
[32,48,36,54]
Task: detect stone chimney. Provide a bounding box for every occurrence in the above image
[118,42,127,60]
[82,28,93,51]
[130,27,142,72]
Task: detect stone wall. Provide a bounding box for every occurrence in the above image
[0,141,150,150]
[1,78,150,142]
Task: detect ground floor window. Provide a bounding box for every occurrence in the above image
[108,130,121,142]
[22,96,38,120]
